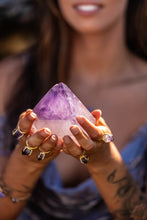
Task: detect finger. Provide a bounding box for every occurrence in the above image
[70,125,95,151]
[37,134,62,160]
[19,109,33,120]
[76,116,108,140]
[39,134,58,152]
[18,110,37,134]
[91,109,102,126]
[62,143,70,154]
[63,135,82,157]
[27,128,51,147]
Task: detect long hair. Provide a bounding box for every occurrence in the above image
[126,0,147,60]
[6,0,147,149]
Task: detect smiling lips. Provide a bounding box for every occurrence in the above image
[73,3,103,15]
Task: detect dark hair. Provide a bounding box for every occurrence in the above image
[126,0,147,60]
[6,0,147,149]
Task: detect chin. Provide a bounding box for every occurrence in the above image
[71,23,113,35]
[70,15,124,36]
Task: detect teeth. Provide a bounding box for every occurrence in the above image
[77,5,98,12]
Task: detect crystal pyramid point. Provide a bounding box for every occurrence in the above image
[33,83,95,139]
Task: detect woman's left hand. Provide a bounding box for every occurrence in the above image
[63,109,114,173]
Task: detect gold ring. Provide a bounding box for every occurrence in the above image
[22,139,38,156]
[80,150,89,165]
[37,148,51,161]
[12,124,26,140]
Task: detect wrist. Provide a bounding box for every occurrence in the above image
[2,147,45,194]
[87,142,123,176]
[0,178,31,204]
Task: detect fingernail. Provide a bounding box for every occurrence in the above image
[77,116,84,124]
[71,126,79,135]
[26,109,33,114]
[40,128,50,137]
[64,136,71,144]
[51,134,57,142]
[30,112,37,119]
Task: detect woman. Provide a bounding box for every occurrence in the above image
[0,0,147,219]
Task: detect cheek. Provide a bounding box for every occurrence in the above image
[105,0,128,20]
[58,2,84,31]
[102,0,128,27]
[58,0,73,19]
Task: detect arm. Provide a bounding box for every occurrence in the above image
[62,110,147,220]
[0,109,62,220]
[90,143,147,220]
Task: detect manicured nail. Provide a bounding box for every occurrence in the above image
[64,136,71,144]
[51,134,57,142]
[77,116,84,124]
[26,109,33,114]
[40,128,50,137]
[71,126,79,135]
[30,112,37,119]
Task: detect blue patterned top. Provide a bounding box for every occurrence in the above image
[0,115,147,220]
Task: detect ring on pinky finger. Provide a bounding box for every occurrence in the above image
[37,148,52,161]
[79,150,89,165]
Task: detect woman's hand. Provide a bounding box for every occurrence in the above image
[62,109,114,173]
[14,109,62,168]
[0,109,62,220]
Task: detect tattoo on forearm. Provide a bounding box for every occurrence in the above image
[107,169,147,220]
[107,169,133,198]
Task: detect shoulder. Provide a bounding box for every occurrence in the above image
[129,55,147,93]
[133,56,147,81]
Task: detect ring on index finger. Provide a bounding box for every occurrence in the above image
[37,148,52,161]
[12,124,27,140]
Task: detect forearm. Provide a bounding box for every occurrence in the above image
[0,147,44,220]
[88,142,147,220]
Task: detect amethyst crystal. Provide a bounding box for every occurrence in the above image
[33,83,95,139]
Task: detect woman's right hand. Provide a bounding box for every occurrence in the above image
[14,109,63,168]
[0,109,62,220]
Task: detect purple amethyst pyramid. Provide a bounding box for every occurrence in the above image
[33,83,95,139]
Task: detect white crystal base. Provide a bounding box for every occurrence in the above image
[32,116,95,143]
